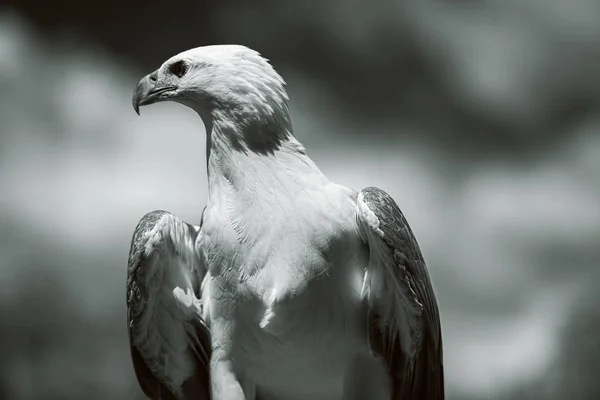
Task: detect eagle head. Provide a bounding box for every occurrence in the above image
[132,45,288,120]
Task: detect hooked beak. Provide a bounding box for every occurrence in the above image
[132,70,177,115]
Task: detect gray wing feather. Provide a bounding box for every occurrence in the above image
[126,210,211,400]
[356,187,444,400]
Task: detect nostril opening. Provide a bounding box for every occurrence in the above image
[149,71,158,83]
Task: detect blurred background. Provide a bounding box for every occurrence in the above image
[0,1,599,399]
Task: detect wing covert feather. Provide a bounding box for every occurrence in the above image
[356,187,444,400]
[126,210,211,400]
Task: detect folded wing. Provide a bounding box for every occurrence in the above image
[126,210,211,400]
[356,187,444,400]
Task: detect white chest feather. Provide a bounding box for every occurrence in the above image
[203,251,368,400]
[200,201,370,399]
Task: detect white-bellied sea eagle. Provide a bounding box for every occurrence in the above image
[126,44,444,400]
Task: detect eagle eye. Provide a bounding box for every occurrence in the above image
[169,60,188,78]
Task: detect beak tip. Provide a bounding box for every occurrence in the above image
[132,78,145,116]
[132,97,141,115]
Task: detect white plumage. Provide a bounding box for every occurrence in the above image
[127,45,444,400]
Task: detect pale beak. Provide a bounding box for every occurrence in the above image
[132,70,177,115]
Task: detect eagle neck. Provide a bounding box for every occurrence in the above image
[203,111,326,208]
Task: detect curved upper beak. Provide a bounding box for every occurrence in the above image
[132,70,177,115]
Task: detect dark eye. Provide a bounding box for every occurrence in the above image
[169,60,188,78]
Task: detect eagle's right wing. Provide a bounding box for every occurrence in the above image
[126,210,211,400]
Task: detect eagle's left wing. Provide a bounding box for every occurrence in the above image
[356,186,444,400]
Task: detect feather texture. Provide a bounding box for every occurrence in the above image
[130,44,443,400]
[356,187,444,400]
[126,210,211,400]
